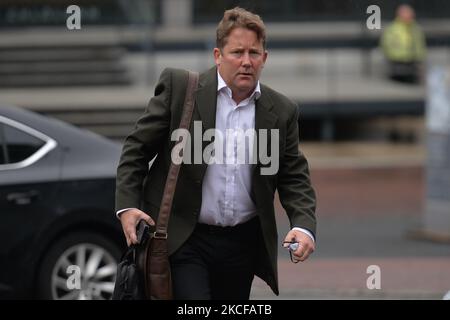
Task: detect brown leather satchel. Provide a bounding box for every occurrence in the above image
[142,70,199,300]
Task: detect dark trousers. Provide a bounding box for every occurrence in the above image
[170,217,259,300]
[389,61,420,84]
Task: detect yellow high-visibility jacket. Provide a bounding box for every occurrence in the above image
[381,19,426,63]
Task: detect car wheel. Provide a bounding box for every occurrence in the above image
[37,232,121,300]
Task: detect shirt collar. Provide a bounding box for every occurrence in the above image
[217,72,261,101]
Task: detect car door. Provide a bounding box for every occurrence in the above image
[0,116,61,294]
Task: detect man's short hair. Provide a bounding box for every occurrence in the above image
[216,7,266,49]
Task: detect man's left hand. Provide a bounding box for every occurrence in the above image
[283,229,315,262]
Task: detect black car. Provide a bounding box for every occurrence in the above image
[0,105,125,299]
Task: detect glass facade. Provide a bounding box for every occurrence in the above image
[193,0,450,23]
[0,0,161,27]
[1,0,449,27]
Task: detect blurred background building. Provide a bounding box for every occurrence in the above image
[2,0,450,143]
[1,0,449,299]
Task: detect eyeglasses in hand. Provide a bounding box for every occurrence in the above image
[283,240,300,263]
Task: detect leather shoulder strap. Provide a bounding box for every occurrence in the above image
[154,71,199,237]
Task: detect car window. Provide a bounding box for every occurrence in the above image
[3,123,45,164]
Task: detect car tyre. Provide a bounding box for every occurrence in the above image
[37,231,121,300]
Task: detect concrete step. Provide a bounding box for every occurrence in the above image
[79,124,136,140]
[0,47,125,63]
[0,73,132,87]
[0,61,128,75]
[40,108,143,141]
[46,109,143,126]
[0,44,132,87]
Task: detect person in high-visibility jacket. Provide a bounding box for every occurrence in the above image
[381,4,426,84]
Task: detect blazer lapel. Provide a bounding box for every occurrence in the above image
[194,67,218,133]
[189,67,217,180]
[255,88,278,132]
[253,87,278,173]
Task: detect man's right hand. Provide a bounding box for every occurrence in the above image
[119,208,155,246]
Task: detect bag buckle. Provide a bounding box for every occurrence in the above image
[152,231,168,239]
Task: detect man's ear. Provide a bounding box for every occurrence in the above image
[213,48,222,66]
[262,50,268,66]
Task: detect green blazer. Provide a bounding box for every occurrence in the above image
[115,67,316,295]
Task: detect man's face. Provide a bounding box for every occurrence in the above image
[398,5,415,23]
[214,27,268,98]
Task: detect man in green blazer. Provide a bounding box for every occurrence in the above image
[116,7,316,299]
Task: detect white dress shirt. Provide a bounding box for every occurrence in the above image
[198,73,259,226]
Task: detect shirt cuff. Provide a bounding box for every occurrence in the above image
[292,227,315,243]
[116,208,135,219]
